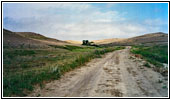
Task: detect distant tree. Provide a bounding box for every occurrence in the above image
[82,40,89,45]
[82,40,99,47]
[82,40,85,45]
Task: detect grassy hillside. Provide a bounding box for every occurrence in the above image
[3,29,71,49]
[101,32,168,46]
[3,45,125,97]
[65,38,126,45]
[65,40,82,44]
[92,38,126,44]
[16,32,67,44]
[3,29,47,48]
[16,32,50,40]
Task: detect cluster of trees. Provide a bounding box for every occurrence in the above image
[82,40,99,47]
[82,40,91,45]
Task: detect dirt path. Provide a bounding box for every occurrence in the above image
[28,47,168,97]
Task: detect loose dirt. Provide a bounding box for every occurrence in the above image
[28,47,168,97]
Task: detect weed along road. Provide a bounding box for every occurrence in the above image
[28,47,168,97]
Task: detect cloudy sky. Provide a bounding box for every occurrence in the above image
[3,3,168,41]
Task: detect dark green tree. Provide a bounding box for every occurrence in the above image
[82,40,89,45]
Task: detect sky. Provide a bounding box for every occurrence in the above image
[3,3,168,41]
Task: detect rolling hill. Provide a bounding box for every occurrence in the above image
[66,32,168,46]
[101,32,168,46]
[65,40,82,45]
[65,38,126,45]
[4,29,168,48]
[3,29,70,48]
[92,38,126,45]
[3,29,47,48]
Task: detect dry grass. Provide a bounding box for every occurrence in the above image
[92,38,126,44]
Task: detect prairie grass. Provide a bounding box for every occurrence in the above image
[131,45,168,67]
[3,45,124,96]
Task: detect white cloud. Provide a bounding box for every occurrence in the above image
[88,11,126,23]
[45,21,158,41]
[3,3,168,41]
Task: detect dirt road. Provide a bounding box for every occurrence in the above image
[28,47,168,97]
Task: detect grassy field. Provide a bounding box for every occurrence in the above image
[3,45,125,97]
[131,45,168,67]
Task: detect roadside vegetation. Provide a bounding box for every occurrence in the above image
[3,45,125,97]
[131,45,168,67]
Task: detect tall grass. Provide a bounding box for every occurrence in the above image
[3,46,124,96]
[131,45,168,67]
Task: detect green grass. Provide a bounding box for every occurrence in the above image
[3,45,125,97]
[131,45,168,67]
[48,45,96,51]
[4,50,36,59]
